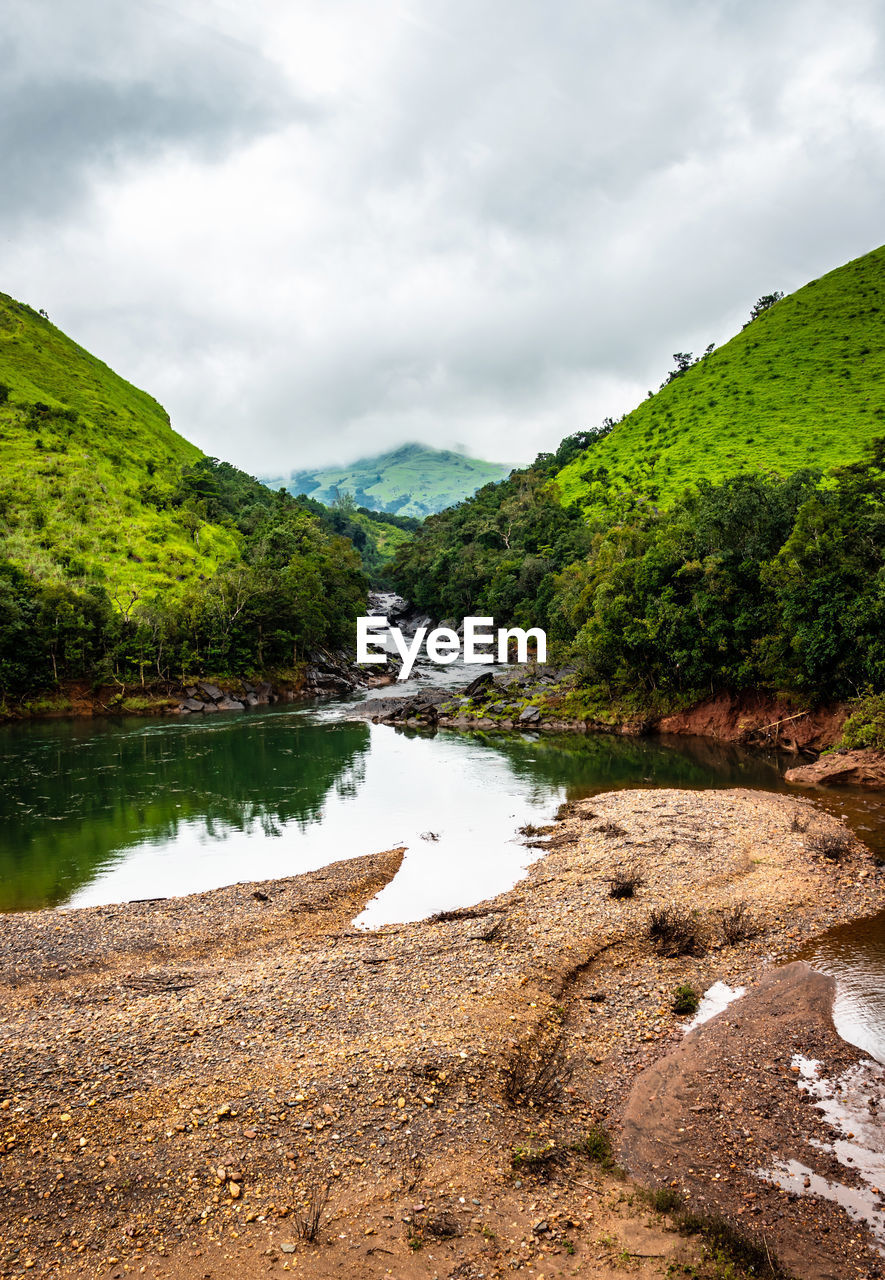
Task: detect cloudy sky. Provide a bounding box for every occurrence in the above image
[4,0,885,473]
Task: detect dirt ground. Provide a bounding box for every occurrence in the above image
[0,788,883,1279]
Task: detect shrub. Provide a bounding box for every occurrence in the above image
[841,693,885,750]
[573,1125,614,1166]
[643,1185,684,1213]
[607,863,644,899]
[647,906,704,957]
[806,831,852,861]
[502,1031,570,1109]
[719,900,761,945]
[671,983,700,1016]
[675,1209,787,1278]
[292,1180,331,1243]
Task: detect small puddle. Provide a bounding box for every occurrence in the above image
[757,1054,885,1251]
[682,980,746,1032]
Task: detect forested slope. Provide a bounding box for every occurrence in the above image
[0,298,367,704]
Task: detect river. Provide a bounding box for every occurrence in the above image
[2,597,884,1057]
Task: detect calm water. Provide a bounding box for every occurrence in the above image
[3,691,885,1053]
[798,910,885,1065]
[0,701,796,920]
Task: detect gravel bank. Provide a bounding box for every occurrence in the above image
[0,789,882,1278]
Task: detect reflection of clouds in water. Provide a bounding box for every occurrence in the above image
[5,702,883,923]
[68,721,564,914]
[758,1055,885,1250]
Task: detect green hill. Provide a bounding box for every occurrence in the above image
[0,295,370,702]
[555,244,885,513]
[265,443,512,519]
[0,293,239,600]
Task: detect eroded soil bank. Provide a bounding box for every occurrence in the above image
[622,961,885,1280]
[0,790,883,1278]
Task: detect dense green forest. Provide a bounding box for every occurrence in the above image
[394,439,885,706]
[0,456,367,701]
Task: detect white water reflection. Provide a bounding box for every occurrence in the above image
[683,980,746,1031]
[757,1054,885,1251]
[66,722,557,923]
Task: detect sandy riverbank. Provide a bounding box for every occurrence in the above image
[0,789,883,1278]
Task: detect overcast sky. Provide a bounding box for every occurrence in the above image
[3,0,885,473]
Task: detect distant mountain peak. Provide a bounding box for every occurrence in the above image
[262,442,512,518]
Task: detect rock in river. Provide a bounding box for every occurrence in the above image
[786,748,885,790]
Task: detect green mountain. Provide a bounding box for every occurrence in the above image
[555,244,885,513]
[0,292,239,600]
[265,443,512,519]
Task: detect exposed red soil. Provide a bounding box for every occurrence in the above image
[621,961,884,1280]
[656,691,848,753]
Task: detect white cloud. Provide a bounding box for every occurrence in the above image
[3,0,885,473]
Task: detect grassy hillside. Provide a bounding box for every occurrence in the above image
[0,293,239,601]
[266,442,512,518]
[556,244,885,513]
[350,509,415,576]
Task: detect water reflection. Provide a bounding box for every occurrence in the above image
[0,706,799,916]
[797,910,885,1064]
[0,712,369,910]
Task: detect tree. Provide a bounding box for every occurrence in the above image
[744,292,784,326]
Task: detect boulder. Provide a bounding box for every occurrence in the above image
[179,698,204,713]
[198,682,225,703]
[463,672,497,700]
[314,674,354,692]
[217,698,245,712]
[785,748,885,790]
[518,705,541,723]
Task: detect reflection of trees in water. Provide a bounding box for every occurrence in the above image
[444,727,787,799]
[0,713,797,914]
[0,716,370,910]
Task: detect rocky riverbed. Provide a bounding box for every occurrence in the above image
[358,669,852,753]
[0,789,883,1278]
